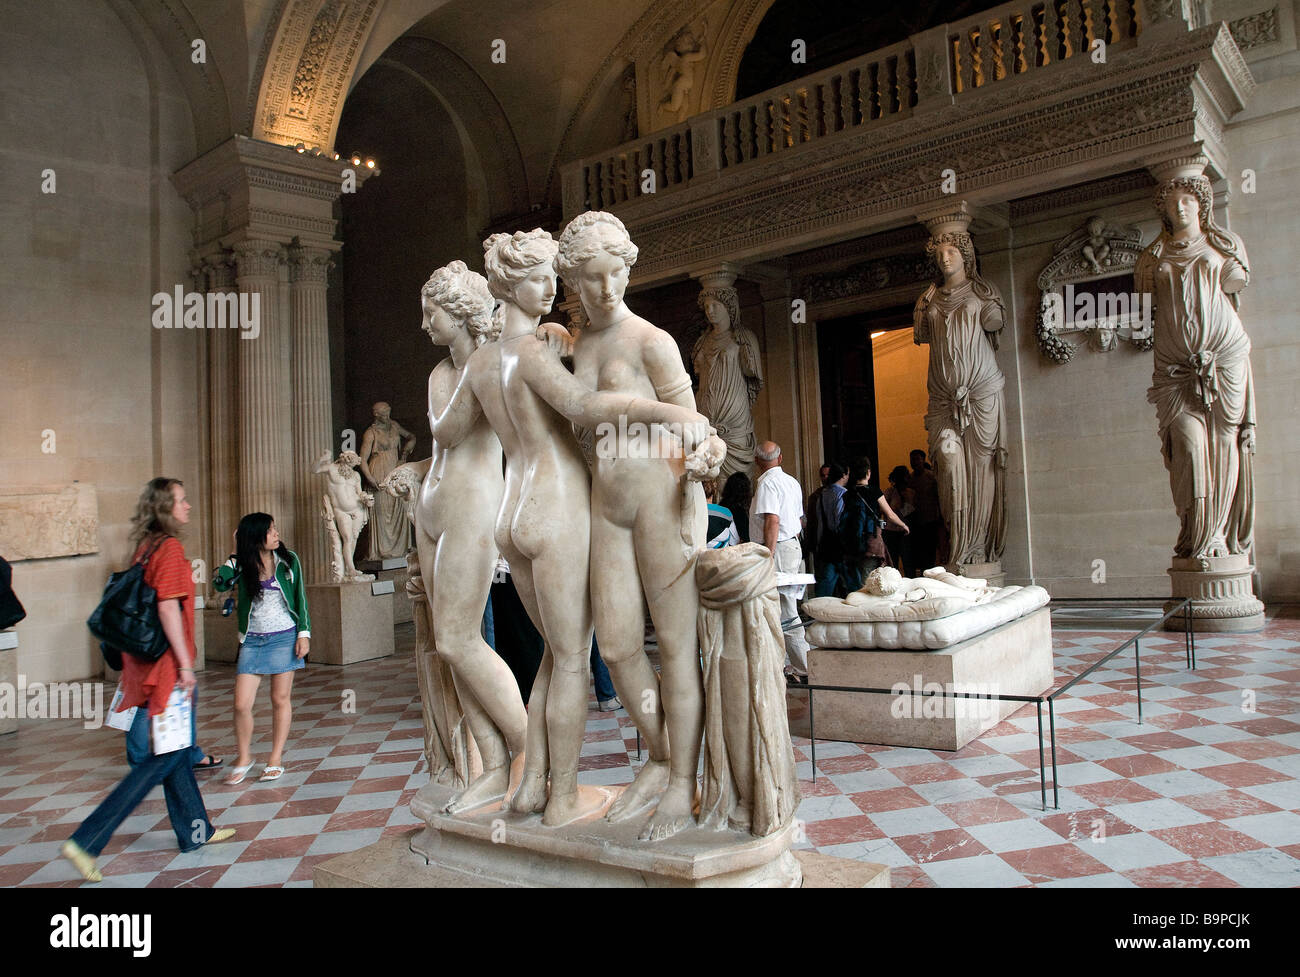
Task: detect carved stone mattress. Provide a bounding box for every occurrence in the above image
[803,585,1051,650]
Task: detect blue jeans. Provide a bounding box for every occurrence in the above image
[126,687,202,767]
[590,639,616,702]
[75,706,214,856]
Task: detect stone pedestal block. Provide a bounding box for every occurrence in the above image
[0,631,17,735]
[323,781,806,888]
[1165,554,1265,633]
[313,828,889,889]
[375,568,412,626]
[306,582,394,665]
[955,560,1005,588]
[807,607,1053,751]
[201,607,241,665]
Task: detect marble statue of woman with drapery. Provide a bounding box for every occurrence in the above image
[1136,169,1255,566]
[912,207,1008,569]
[692,285,763,481]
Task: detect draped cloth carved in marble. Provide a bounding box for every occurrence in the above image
[696,543,799,837]
[914,280,1008,565]
[1138,234,1255,562]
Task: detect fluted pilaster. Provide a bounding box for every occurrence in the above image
[233,239,293,536]
[204,251,239,590]
[288,243,336,583]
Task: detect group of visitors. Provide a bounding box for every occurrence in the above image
[61,478,310,882]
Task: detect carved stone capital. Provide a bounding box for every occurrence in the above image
[202,251,237,291]
[693,265,741,294]
[287,244,334,284]
[232,239,285,281]
[1145,153,1209,183]
[918,200,973,239]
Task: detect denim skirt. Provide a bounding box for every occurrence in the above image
[237,628,304,676]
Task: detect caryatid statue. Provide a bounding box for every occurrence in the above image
[912,203,1008,574]
[1137,156,1264,630]
[359,401,415,560]
[692,271,763,481]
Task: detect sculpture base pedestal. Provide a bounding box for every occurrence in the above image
[392,781,804,887]
[0,632,17,734]
[373,568,412,626]
[951,560,1005,588]
[200,607,240,665]
[807,608,1053,751]
[1165,555,1265,633]
[312,828,889,888]
[306,582,395,665]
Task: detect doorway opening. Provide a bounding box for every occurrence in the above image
[816,305,928,482]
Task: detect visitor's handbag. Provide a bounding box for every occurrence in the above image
[87,537,169,667]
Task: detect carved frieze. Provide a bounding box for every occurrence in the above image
[1229,7,1280,50]
[1033,217,1151,363]
[0,484,99,561]
[801,254,934,305]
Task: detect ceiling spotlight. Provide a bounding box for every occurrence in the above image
[365,159,375,169]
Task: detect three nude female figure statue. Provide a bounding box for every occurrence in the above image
[415,212,722,840]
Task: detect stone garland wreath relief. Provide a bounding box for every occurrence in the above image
[1034,215,1151,364]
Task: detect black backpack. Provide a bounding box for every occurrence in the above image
[88,537,169,670]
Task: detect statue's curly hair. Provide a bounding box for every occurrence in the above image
[555,211,638,290]
[482,229,559,302]
[696,286,740,328]
[420,260,499,346]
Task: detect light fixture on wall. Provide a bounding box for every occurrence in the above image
[870,330,885,339]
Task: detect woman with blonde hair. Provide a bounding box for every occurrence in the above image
[60,478,234,882]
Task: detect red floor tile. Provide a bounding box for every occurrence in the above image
[1175,789,1283,821]
[892,827,991,864]
[1118,731,1203,752]
[1121,861,1240,888]
[1096,753,1181,778]
[803,814,886,846]
[1213,739,1300,762]
[1198,762,1292,788]
[1151,822,1268,859]
[847,786,931,814]
[1071,780,1164,807]
[999,843,1111,884]
[937,797,1027,827]
[891,762,964,785]
[1038,808,1142,841]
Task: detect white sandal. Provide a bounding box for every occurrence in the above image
[224,762,255,786]
[259,765,285,782]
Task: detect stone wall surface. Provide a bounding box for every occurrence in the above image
[0,0,201,683]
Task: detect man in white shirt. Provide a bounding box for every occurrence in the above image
[750,441,811,682]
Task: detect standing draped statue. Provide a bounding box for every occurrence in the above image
[912,205,1007,572]
[1137,170,1255,564]
[693,281,763,481]
[359,402,415,560]
[1137,158,1263,632]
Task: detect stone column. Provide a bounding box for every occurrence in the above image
[288,243,336,584]
[232,239,294,535]
[204,250,239,587]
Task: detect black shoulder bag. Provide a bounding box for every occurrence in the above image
[88,536,170,670]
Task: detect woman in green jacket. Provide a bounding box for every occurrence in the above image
[213,512,311,785]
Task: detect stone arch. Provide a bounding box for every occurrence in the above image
[701,0,780,110]
[371,36,529,222]
[124,0,234,153]
[249,0,388,150]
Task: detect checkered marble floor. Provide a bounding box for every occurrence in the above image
[1,607,1297,888]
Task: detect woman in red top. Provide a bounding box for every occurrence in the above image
[60,478,236,882]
